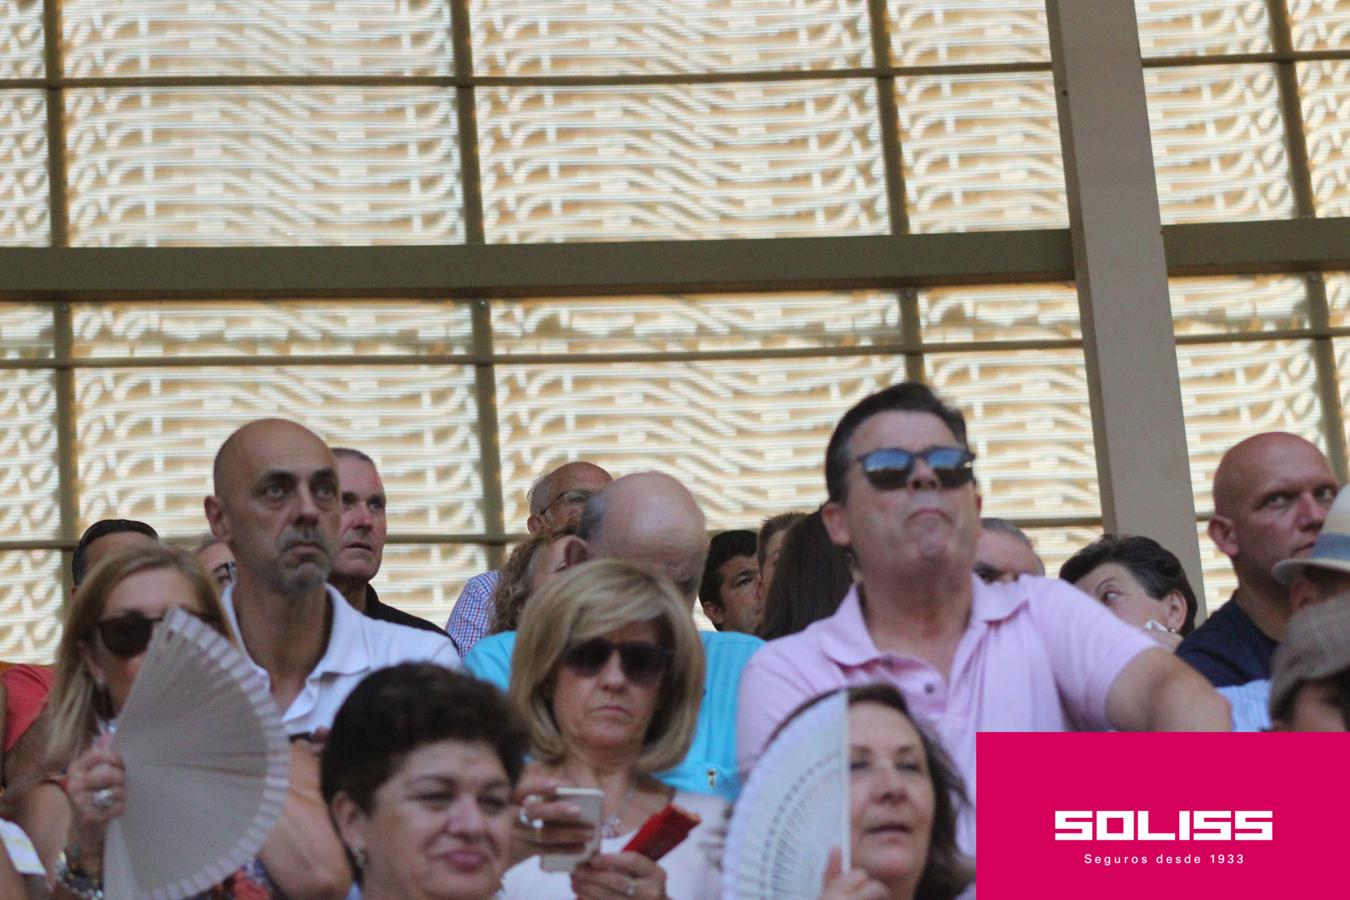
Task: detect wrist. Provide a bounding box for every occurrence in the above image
[56,850,104,900]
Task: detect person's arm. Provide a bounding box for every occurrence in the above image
[1106,647,1232,732]
[257,742,352,900]
[5,781,68,877]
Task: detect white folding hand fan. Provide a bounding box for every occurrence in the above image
[723,689,849,899]
[104,606,290,900]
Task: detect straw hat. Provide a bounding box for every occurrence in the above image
[1269,594,1350,720]
[1271,485,1350,585]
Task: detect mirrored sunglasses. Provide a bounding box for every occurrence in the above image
[857,446,976,490]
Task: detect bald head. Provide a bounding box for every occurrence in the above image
[579,472,708,603]
[1214,433,1331,518]
[526,461,613,534]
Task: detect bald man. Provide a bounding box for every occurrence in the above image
[204,419,458,734]
[463,472,763,801]
[1177,432,1338,686]
[446,460,613,654]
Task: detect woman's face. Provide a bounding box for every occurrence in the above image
[551,620,664,759]
[848,702,936,894]
[343,739,513,900]
[1073,562,1180,632]
[81,567,207,714]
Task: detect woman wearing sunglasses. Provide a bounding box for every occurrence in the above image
[17,542,350,899]
[501,558,721,899]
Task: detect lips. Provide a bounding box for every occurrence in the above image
[865,821,913,836]
[443,849,488,872]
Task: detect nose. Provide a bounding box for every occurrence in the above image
[597,650,628,689]
[347,500,372,530]
[447,795,488,837]
[907,456,941,492]
[295,485,321,522]
[871,764,910,803]
[1298,491,1330,531]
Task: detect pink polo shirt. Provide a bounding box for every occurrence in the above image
[736,574,1155,854]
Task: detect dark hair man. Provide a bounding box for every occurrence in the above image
[738,382,1230,857]
[699,530,761,633]
[72,519,159,590]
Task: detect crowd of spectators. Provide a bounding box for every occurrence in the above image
[2,379,1347,899]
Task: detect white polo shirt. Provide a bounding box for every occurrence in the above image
[222,582,461,734]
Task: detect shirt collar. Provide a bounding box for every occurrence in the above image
[221,581,371,681]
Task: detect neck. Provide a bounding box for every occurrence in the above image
[231,574,332,711]
[1233,574,1291,641]
[330,575,369,613]
[858,565,973,670]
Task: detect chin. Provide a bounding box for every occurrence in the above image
[423,870,499,900]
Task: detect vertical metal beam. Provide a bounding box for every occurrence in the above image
[452,0,506,569]
[1045,0,1207,612]
[866,0,923,381]
[1266,0,1348,481]
[41,0,67,246]
[53,302,79,603]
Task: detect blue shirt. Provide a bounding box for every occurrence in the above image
[466,629,762,802]
[1176,595,1277,687]
[1217,679,1272,732]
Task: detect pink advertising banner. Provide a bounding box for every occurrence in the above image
[977,733,1350,898]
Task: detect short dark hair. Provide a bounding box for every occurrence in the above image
[320,663,526,815]
[699,530,758,626]
[72,519,159,585]
[1271,668,1350,729]
[1058,534,1198,635]
[824,382,969,502]
[756,511,807,573]
[758,510,854,640]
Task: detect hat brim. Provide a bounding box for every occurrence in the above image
[1272,554,1350,586]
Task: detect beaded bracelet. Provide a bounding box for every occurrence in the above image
[56,850,104,900]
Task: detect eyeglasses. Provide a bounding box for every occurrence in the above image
[541,488,595,517]
[973,562,1003,584]
[856,446,976,490]
[210,560,236,588]
[561,638,672,685]
[92,609,221,659]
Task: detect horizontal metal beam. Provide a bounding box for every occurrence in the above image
[2,219,1347,301]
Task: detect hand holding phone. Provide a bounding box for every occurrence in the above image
[539,787,604,872]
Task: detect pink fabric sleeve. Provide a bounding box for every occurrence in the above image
[2,664,55,752]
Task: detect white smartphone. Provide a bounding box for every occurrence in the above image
[539,787,605,873]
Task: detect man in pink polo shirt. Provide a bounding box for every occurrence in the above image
[736,382,1230,853]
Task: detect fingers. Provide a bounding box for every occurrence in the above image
[510,791,598,862]
[823,846,843,883]
[572,853,667,899]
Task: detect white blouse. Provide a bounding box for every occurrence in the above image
[500,791,727,900]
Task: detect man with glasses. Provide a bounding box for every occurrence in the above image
[736,382,1229,855]
[445,460,612,653]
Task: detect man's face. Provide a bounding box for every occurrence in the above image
[528,463,613,534]
[704,554,761,633]
[974,530,1042,583]
[1212,441,1337,587]
[1284,678,1350,732]
[335,456,387,585]
[822,411,981,581]
[211,424,340,596]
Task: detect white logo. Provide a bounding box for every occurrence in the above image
[1053,811,1273,841]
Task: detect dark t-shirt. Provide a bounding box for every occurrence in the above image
[1175,594,1277,687]
[363,586,450,638]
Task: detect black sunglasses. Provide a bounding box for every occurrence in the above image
[561,637,672,685]
[856,446,976,490]
[93,609,221,659]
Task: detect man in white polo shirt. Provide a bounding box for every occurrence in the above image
[204,418,459,734]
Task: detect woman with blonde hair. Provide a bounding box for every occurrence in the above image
[12,541,350,899]
[501,558,720,899]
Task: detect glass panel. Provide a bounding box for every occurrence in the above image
[374,543,489,629]
[0,551,64,664]
[0,91,50,247]
[896,73,1067,233]
[1169,275,1309,336]
[886,1,1049,65]
[1019,524,1105,581]
[71,301,474,358]
[1135,0,1271,57]
[0,0,44,79]
[919,283,1081,343]
[471,0,870,76]
[62,0,452,77]
[65,88,461,247]
[492,292,899,355]
[0,370,59,541]
[1289,0,1350,52]
[1300,61,1350,219]
[494,355,908,528]
[75,366,483,536]
[1327,272,1350,328]
[925,349,1100,518]
[478,82,888,243]
[1176,340,1325,516]
[1144,65,1295,224]
[0,304,53,359]
[1197,520,1237,617]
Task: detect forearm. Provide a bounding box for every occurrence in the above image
[1107,648,1233,732]
[260,747,351,899]
[1144,675,1233,731]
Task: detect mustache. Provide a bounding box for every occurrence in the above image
[280,527,332,556]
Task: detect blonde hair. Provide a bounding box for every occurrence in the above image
[46,542,232,768]
[509,558,704,774]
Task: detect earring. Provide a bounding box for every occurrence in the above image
[350,847,367,870]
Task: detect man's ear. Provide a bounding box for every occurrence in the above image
[204,495,229,542]
[1208,516,1238,558]
[525,513,544,536]
[1161,590,1187,632]
[821,500,851,549]
[555,535,592,571]
[700,599,726,627]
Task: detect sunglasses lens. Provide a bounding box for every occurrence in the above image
[97,616,154,658]
[562,638,612,676]
[926,448,975,487]
[860,449,916,489]
[860,447,974,489]
[617,644,670,684]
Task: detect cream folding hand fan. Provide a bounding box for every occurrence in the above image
[723,689,849,899]
[104,606,289,900]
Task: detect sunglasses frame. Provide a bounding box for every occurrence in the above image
[561,637,673,685]
[856,446,977,490]
[92,609,220,659]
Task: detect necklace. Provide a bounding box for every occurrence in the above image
[601,785,636,839]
